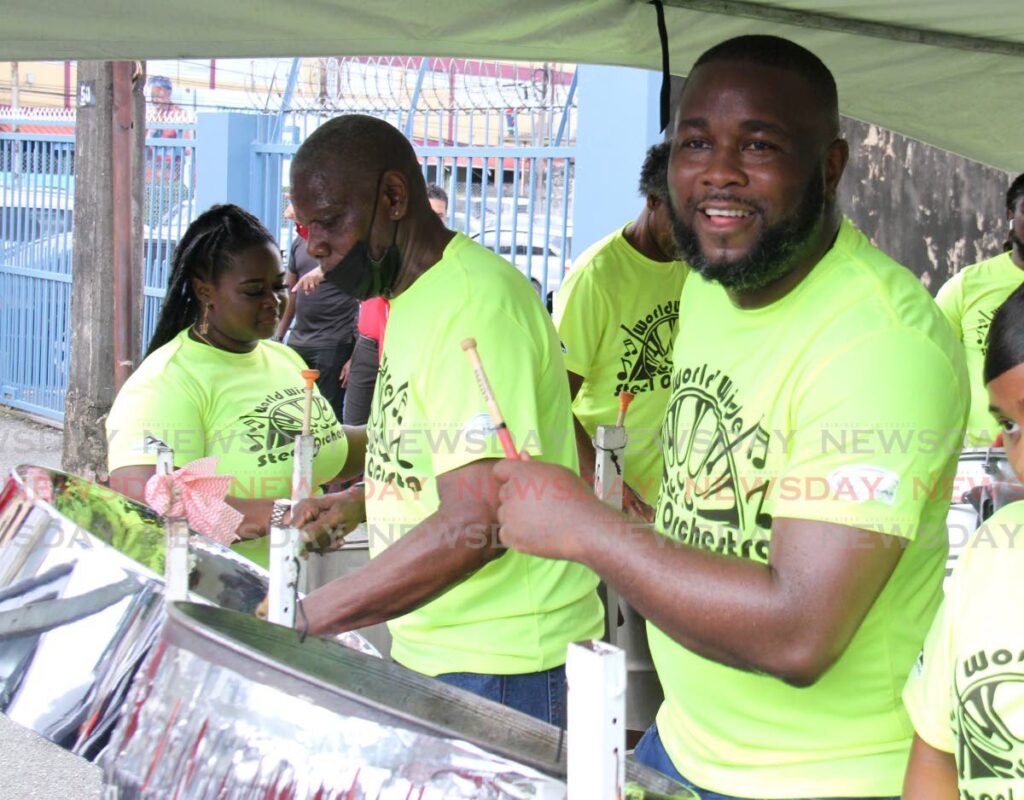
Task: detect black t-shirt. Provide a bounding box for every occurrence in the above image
[287,235,359,349]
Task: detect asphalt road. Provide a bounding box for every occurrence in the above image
[0,407,63,479]
[0,714,102,799]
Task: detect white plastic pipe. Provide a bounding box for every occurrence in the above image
[594,424,627,645]
[566,640,626,800]
[157,445,190,603]
[267,499,304,627]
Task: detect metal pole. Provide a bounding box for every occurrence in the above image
[157,446,190,603]
[403,58,429,138]
[267,499,303,627]
[594,425,627,646]
[271,58,302,145]
[291,369,320,594]
[11,61,20,187]
[111,60,135,392]
[10,61,19,126]
[553,69,577,148]
[594,425,626,509]
[566,640,626,800]
[291,435,314,597]
[292,368,319,503]
[64,61,72,110]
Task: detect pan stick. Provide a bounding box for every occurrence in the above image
[615,391,635,428]
[461,338,519,459]
[300,369,320,436]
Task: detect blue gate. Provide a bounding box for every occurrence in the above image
[251,59,577,301]
[1,61,576,423]
[0,123,75,420]
[0,112,196,422]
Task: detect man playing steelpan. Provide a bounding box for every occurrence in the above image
[493,35,968,800]
[286,114,603,728]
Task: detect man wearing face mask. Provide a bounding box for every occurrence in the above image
[287,114,603,726]
[273,200,360,424]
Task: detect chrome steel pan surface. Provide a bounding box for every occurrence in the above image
[0,464,374,757]
[103,601,696,799]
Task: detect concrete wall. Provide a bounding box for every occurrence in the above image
[572,65,664,256]
[572,65,1012,293]
[195,111,258,213]
[838,119,1011,294]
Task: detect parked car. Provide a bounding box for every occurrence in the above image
[2,208,191,293]
[470,226,567,305]
[0,172,74,245]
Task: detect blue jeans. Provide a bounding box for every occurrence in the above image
[435,665,567,728]
[634,725,899,800]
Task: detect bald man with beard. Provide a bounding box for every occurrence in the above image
[287,115,602,727]
[493,36,968,799]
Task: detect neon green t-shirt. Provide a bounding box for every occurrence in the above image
[936,251,1024,445]
[106,328,348,567]
[904,501,1024,797]
[367,232,603,677]
[650,219,969,798]
[554,225,688,505]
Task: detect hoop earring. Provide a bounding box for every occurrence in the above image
[198,303,210,336]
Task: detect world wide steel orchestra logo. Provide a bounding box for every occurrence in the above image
[365,354,421,494]
[237,387,342,468]
[657,363,774,563]
[954,647,1024,787]
[615,300,679,396]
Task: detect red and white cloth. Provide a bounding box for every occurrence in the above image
[144,457,243,545]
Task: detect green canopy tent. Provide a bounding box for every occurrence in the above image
[5,0,1020,475]
[3,0,1022,171]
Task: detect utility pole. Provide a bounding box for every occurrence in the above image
[11,61,20,186]
[10,61,19,120]
[62,62,145,480]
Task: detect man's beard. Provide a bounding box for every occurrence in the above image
[670,167,826,292]
[1010,230,1023,258]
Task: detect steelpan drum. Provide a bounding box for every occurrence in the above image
[0,464,375,758]
[946,448,1024,580]
[306,524,394,658]
[103,602,697,799]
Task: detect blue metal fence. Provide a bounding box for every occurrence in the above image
[0,118,195,422]
[252,104,576,300]
[1,128,76,420]
[142,128,197,349]
[1,85,575,423]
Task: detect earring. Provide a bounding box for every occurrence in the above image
[198,303,210,336]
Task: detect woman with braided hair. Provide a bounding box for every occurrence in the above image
[107,204,357,567]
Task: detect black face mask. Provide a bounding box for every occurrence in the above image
[322,174,402,300]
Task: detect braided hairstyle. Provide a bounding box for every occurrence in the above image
[984,283,1024,385]
[1004,173,1024,253]
[146,204,276,357]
